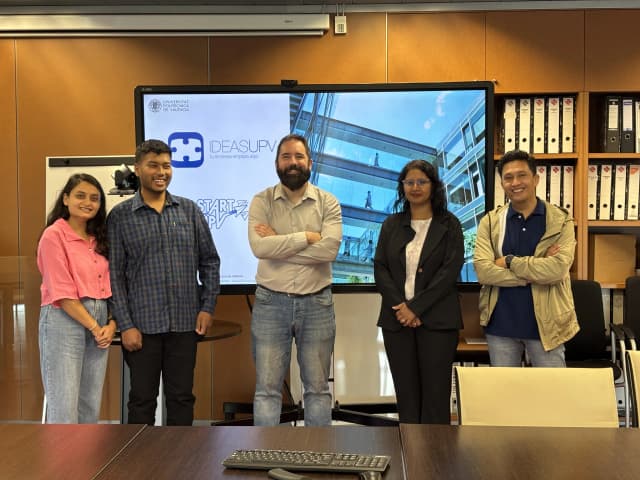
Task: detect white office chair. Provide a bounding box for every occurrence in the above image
[625,350,640,427]
[455,366,619,428]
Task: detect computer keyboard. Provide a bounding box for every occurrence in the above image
[222,448,391,473]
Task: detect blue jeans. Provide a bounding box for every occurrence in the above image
[486,334,566,367]
[251,286,335,426]
[39,298,109,423]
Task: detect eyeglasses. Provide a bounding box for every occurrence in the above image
[402,179,431,188]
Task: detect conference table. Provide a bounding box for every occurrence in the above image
[96,425,405,479]
[400,424,640,480]
[0,423,145,480]
[5,423,640,479]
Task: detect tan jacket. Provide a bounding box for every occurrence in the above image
[473,201,579,351]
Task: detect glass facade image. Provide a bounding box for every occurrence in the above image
[290,90,487,283]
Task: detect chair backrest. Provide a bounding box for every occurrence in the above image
[567,279,607,360]
[455,366,619,428]
[624,276,640,335]
[626,350,640,427]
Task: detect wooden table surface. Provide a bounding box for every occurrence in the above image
[96,425,405,479]
[205,319,243,341]
[0,423,145,480]
[400,424,640,480]
[8,423,638,480]
[112,319,242,345]
[455,338,490,364]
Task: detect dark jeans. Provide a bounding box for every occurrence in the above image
[123,331,198,426]
[383,327,458,424]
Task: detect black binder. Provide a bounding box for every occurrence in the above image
[621,97,635,153]
[604,96,621,153]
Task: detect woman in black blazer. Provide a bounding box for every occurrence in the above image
[374,159,464,424]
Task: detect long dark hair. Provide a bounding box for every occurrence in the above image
[44,173,108,256]
[393,159,448,215]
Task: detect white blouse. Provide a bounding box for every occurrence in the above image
[404,218,432,300]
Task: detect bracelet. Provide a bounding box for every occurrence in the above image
[89,323,99,333]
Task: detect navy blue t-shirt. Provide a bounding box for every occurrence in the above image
[486,200,546,339]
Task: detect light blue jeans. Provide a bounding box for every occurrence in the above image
[39,298,109,423]
[251,286,335,426]
[486,334,566,367]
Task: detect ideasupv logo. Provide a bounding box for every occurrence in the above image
[168,132,205,168]
[209,138,278,160]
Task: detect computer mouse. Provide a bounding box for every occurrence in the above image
[267,468,312,480]
[358,471,382,480]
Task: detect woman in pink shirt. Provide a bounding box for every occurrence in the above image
[37,173,116,423]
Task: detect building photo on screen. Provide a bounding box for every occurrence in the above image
[135,82,494,292]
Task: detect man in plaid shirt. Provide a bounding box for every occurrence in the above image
[108,139,220,425]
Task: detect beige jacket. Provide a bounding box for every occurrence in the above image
[473,201,579,351]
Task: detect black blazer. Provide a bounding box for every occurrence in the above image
[374,210,464,332]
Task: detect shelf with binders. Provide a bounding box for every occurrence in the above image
[587,161,640,225]
[588,92,640,155]
[494,93,578,156]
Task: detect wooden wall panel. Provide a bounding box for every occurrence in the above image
[0,40,18,255]
[98,348,122,420]
[14,37,209,420]
[486,10,584,93]
[586,10,640,91]
[388,12,485,83]
[0,40,21,421]
[210,13,386,85]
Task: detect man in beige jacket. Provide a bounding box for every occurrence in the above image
[474,150,579,366]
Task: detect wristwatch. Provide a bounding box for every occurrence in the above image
[505,254,515,269]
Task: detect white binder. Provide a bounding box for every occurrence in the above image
[598,164,613,220]
[562,165,574,218]
[561,97,575,153]
[627,164,640,220]
[494,167,505,208]
[533,97,546,154]
[503,98,517,152]
[517,98,531,152]
[536,165,548,201]
[547,97,561,154]
[587,164,599,221]
[548,165,562,208]
[613,164,628,220]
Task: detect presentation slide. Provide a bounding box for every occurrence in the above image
[138,85,490,288]
[143,93,290,285]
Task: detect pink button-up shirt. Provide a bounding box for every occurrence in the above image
[37,218,111,306]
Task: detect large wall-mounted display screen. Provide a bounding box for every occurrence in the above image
[135,82,494,293]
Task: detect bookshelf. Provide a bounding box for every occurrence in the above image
[584,92,640,286]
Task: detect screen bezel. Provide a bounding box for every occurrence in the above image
[134,81,494,294]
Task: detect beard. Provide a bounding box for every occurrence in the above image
[277,165,311,191]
